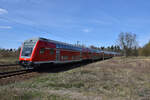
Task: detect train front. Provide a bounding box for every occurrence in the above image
[19,38,38,68]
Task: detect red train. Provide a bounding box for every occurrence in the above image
[19,37,120,68]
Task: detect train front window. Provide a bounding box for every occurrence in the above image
[21,41,36,57]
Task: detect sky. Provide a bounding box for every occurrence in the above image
[0,0,150,49]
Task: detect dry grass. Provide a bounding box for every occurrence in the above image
[0,57,18,65]
[0,57,150,100]
[0,65,23,73]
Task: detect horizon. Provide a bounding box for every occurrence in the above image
[0,0,150,49]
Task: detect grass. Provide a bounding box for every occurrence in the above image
[0,57,18,64]
[0,89,71,100]
[0,57,21,73]
[0,57,150,100]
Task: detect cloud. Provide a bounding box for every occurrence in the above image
[0,8,8,15]
[82,29,91,33]
[0,26,12,29]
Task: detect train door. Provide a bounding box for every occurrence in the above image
[80,52,82,60]
[56,49,60,61]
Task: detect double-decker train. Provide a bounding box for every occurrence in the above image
[19,37,120,68]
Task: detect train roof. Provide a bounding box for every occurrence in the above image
[24,37,40,42]
[24,37,83,51]
[24,37,78,47]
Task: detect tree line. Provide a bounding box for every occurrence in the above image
[0,48,21,58]
[90,45,121,52]
[90,32,150,57]
[138,41,150,56]
[1,32,150,58]
[116,32,150,57]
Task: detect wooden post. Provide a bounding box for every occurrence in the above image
[103,52,104,60]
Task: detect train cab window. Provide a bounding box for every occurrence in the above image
[40,48,45,54]
[50,49,54,55]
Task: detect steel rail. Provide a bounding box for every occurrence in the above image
[0,64,19,67]
[0,69,33,79]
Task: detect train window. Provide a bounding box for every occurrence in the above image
[50,49,54,55]
[61,56,63,60]
[56,44,59,48]
[59,44,61,48]
[40,48,45,54]
[64,56,68,60]
[60,44,63,48]
[62,44,64,49]
[62,56,68,60]
[56,44,62,48]
[72,56,76,60]
[64,45,66,49]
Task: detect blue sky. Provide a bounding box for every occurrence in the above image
[0,0,150,49]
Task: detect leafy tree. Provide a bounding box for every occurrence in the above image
[139,41,150,56]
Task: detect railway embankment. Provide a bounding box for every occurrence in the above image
[0,57,150,100]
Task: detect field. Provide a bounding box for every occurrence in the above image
[0,57,18,65]
[0,57,150,100]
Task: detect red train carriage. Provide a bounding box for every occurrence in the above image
[19,37,120,68]
[19,38,83,67]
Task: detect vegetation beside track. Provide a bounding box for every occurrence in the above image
[0,57,18,65]
[0,65,23,73]
[0,57,150,100]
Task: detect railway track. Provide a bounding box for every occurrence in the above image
[0,69,34,79]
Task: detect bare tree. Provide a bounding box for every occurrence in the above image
[118,32,138,57]
[100,46,105,50]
